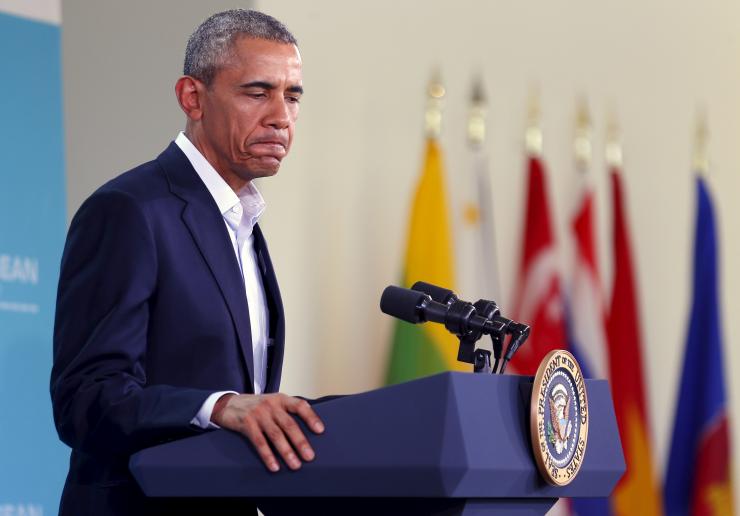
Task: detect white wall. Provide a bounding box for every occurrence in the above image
[256,0,740,488]
[62,0,740,495]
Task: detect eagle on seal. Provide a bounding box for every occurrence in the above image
[549,383,573,454]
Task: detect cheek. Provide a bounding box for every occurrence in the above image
[204,106,233,140]
[233,107,262,141]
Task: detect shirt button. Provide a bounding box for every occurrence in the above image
[231,205,241,214]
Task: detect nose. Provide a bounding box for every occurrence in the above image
[264,95,291,130]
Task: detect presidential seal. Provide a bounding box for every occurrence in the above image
[529,349,589,486]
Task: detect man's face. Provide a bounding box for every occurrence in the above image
[197,37,302,183]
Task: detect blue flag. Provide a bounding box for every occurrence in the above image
[664,176,734,515]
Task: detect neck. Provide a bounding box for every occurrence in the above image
[183,127,249,193]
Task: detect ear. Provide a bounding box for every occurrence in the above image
[175,76,204,121]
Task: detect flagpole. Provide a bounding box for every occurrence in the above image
[511,86,569,375]
[574,97,592,172]
[567,94,610,383]
[385,69,464,384]
[425,70,444,139]
[605,113,666,515]
[665,107,734,515]
[605,111,623,170]
[525,86,542,157]
[465,75,501,304]
[692,108,709,176]
[468,76,485,146]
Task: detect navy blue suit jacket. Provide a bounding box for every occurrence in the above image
[51,142,285,515]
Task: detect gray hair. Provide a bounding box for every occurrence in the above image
[184,9,297,86]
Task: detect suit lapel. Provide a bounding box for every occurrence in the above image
[253,224,285,392]
[157,143,255,388]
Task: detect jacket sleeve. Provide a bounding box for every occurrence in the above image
[51,188,213,456]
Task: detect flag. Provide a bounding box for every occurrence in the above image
[457,138,500,303]
[509,156,568,375]
[566,170,613,516]
[606,168,663,516]
[386,138,468,384]
[567,174,609,380]
[665,176,734,515]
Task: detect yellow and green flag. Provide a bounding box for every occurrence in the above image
[386,138,468,384]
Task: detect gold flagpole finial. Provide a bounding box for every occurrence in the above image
[525,85,542,156]
[605,109,623,169]
[693,108,709,175]
[425,69,445,139]
[574,96,592,170]
[468,75,486,146]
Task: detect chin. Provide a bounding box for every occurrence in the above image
[237,166,279,182]
[255,164,281,177]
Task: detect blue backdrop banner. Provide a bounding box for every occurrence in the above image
[0,8,69,515]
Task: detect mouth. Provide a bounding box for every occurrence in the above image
[249,140,287,157]
[251,135,288,146]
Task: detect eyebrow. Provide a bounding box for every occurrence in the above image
[239,81,304,95]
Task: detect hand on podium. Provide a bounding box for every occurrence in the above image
[211,393,325,473]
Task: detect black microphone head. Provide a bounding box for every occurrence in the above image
[411,281,457,305]
[380,285,430,324]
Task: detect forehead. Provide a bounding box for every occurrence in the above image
[221,37,302,83]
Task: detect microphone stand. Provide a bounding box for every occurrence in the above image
[406,282,530,375]
[459,300,501,374]
[454,299,518,375]
[498,322,531,374]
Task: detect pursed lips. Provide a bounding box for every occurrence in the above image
[249,138,287,157]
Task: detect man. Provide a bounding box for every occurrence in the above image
[51,10,323,515]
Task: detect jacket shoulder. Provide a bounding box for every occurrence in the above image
[77,143,189,214]
[94,158,168,201]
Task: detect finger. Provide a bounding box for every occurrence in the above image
[286,398,325,434]
[242,418,280,473]
[275,411,315,461]
[261,419,302,470]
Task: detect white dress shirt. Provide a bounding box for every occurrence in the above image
[174,132,271,428]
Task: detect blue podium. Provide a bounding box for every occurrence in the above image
[130,372,625,515]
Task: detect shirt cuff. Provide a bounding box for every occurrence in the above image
[190,391,239,429]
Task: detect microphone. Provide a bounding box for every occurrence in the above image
[379,285,446,325]
[380,285,493,337]
[411,281,508,333]
[411,281,506,371]
[402,281,530,373]
[410,281,457,305]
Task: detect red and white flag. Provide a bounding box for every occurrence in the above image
[567,168,613,516]
[567,175,609,379]
[510,156,568,375]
